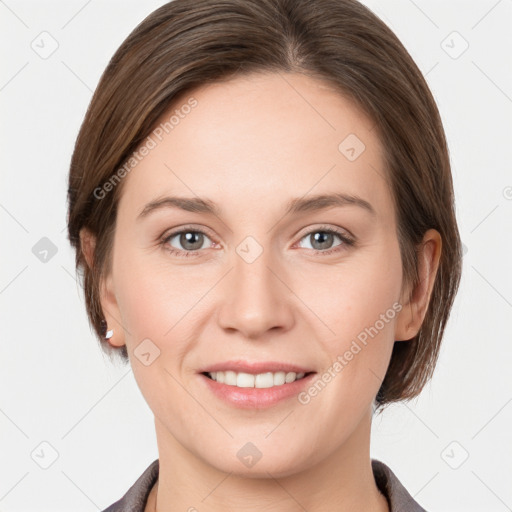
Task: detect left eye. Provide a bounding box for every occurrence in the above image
[297,229,351,252]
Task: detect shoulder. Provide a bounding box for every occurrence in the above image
[372,458,428,512]
[102,459,159,512]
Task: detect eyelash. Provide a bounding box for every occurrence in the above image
[160,225,355,258]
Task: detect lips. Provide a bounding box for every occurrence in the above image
[199,368,317,409]
[197,360,315,375]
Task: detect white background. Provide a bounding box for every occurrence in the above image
[1,1,511,510]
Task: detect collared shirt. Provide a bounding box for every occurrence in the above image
[102,458,427,511]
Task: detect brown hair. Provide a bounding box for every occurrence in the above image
[67,0,462,410]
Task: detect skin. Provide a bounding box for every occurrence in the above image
[81,71,441,512]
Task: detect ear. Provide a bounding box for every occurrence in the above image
[395,228,442,341]
[79,227,126,348]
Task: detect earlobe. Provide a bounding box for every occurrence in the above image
[99,264,127,349]
[394,229,442,341]
[80,228,126,348]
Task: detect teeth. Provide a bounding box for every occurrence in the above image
[207,371,307,388]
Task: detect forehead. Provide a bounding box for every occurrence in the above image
[117,71,391,221]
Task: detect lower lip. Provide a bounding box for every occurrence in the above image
[198,373,316,409]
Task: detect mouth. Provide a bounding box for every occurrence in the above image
[201,370,315,389]
[196,360,317,408]
[198,367,317,409]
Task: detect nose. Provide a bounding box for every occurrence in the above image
[216,246,295,339]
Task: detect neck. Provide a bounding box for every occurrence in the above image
[149,408,388,512]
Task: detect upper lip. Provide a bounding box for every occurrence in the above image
[198,360,316,375]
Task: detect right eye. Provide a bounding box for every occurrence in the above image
[161,228,216,257]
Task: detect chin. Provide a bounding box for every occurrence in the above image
[204,446,312,479]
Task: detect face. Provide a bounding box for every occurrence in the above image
[100,72,409,477]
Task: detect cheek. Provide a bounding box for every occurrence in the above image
[295,240,402,406]
[296,237,403,344]
[111,250,202,417]
[111,243,217,400]
[113,244,203,342]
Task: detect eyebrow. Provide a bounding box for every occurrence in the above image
[137,192,376,220]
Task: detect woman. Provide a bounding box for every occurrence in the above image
[66,0,462,510]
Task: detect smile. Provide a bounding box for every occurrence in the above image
[204,370,312,388]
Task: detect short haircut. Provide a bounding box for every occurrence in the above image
[67,0,463,410]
